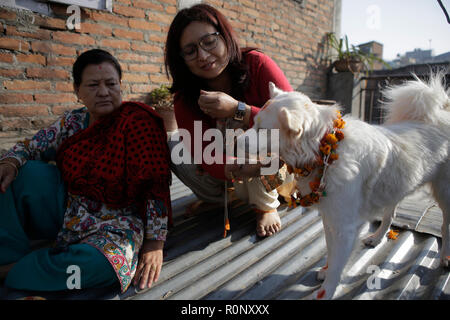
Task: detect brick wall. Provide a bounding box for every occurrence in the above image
[0,0,335,133]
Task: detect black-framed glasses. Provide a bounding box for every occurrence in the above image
[180,32,221,61]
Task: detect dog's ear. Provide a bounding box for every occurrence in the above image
[278,107,303,138]
[269,82,284,98]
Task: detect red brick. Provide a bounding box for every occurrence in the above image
[46,56,75,67]
[116,52,148,62]
[52,105,79,116]
[0,52,14,63]
[0,68,23,78]
[0,9,16,20]
[148,33,167,43]
[150,74,170,84]
[0,38,30,52]
[31,41,76,56]
[122,73,150,83]
[131,84,152,93]
[0,118,31,131]
[113,4,146,18]
[91,11,129,27]
[113,28,144,40]
[165,6,177,14]
[4,80,51,91]
[128,19,161,31]
[26,68,70,80]
[35,93,76,104]
[55,81,74,92]
[129,64,161,73]
[146,12,173,24]
[52,31,96,45]
[33,16,66,31]
[0,93,34,104]
[16,53,46,65]
[6,26,51,41]
[131,42,161,53]
[100,39,131,50]
[80,22,112,36]
[133,0,163,10]
[0,106,49,117]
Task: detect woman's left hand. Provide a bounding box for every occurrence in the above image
[198,90,238,119]
[133,239,164,290]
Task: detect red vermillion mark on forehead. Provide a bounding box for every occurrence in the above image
[98,65,102,70]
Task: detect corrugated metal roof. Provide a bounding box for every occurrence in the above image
[128,175,449,300]
[1,174,448,300]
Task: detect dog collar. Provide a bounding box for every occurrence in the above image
[287,111,345,207]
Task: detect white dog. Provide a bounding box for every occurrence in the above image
[238,74,449,299]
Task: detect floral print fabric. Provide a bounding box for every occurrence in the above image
[0,107,169,292]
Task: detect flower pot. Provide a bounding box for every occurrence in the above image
[333,59,364,73]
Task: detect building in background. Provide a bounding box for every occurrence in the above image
[390,48,450,68]
[358,40,384,70]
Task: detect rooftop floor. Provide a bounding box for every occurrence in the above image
[1,173,448,300]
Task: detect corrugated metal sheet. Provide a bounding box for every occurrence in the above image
[128,175,449,300]
[1,174,448,300]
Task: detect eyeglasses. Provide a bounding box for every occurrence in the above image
[180,32,221,61]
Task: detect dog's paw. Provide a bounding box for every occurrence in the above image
[441,255,450,268]
[363,234,382,247]
[317,265,327,281]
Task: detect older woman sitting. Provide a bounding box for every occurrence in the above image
[0,49,172,294]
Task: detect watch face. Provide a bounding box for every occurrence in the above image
[234,102,246,121]
[237,101,246,111]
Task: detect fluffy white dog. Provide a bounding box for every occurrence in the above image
[239,74,449,299]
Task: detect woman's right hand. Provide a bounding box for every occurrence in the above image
[0,159,18,193]
[225,162,264,181]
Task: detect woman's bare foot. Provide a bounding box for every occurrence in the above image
[255,209,282,237]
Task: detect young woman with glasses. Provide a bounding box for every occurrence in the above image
[164,4,294,237]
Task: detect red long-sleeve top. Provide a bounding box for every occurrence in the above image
[173,50,293,180]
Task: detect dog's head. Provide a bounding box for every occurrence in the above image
[237,83,328,168]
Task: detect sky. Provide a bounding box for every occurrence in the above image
[341,0,450,61]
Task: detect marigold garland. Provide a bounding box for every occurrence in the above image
[287,111,345,207]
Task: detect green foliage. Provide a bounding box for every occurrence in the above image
[147,84,174,110]
[327,33,390,72]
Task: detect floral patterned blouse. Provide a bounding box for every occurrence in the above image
[0,107,169,292]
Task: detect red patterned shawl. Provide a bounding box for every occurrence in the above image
[56,101,172,227]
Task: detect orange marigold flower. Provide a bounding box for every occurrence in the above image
[335,130,344,141]
[320,144,331,155]
[299,198,312,207]
[334,118,345,129]
[387,229,399,240]
[310,193,320,203]
[330,153,339,161]
[325,133,338,144]
[309,180,320,192]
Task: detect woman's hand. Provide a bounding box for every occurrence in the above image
[198,90,238,119]
[133,239,164,290]
[0,158,19,193]
[224,162,265,181]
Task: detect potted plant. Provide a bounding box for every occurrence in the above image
[327,33,389,73]
[145,84,177,132]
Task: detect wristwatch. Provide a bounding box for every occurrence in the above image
[234,101,246,121]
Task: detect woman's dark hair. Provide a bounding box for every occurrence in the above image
[164,4,252,105]
[73,49,122,88]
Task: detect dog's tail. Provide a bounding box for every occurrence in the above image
[382,72,450,125]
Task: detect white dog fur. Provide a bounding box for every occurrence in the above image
[238,74,450,299]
